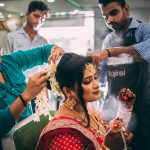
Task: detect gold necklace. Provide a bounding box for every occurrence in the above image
[90,112,106,137]
[63,103,106,139]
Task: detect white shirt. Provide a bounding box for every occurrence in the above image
[1,27,48,79]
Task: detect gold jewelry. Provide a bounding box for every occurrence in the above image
[90,112,106,139]
[105,118,128,150]
[45,64,63,95]
[64,104,106,139]
[34,53,63,122]
[64,97,76,109]
[85,63,93,72]
[109,118,125,133]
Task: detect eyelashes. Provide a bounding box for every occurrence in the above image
[83,76,99,85]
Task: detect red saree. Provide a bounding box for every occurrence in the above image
[36,116,106,150]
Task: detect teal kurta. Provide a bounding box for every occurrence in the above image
[0,44,54,137]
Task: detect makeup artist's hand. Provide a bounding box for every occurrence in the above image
[48,46,64,64]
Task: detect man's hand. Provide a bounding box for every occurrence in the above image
[48,46,64,64]
[90,50,108,66]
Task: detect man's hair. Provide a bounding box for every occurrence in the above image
[28,1,49,13]
[98,0,126,7]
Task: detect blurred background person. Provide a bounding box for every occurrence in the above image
[1,0,50,55]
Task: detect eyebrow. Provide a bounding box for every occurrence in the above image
[103,9,118,16]
[83,72,97,81]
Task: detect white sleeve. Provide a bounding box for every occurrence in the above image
[117,104,132,127]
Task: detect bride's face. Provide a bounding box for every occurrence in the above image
[82,63,100,102]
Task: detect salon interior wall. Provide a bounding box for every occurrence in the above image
[0,8,150,52]
[39,14,94,56]
[0,14,94,56]
[94,7,150,50]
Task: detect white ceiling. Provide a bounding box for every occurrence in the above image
[0,0,98,17]
[0,0,150,19]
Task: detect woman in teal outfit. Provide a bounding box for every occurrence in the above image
[0,44,64,137]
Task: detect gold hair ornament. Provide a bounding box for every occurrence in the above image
[45,64,63,95]
[34,60,63,122]
[85,63,93,72]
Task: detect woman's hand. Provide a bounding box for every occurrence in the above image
[48,46,64,64]
[109,117,124,132]
[21,71,49,102]
[104,117,133,150]
[118,88,136,109]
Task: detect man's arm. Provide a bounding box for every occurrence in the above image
[132,23,150,63]
[90,46,143,66]
[108,46,142,60]
[91,23,150,65]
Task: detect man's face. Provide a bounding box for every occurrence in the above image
[100,2,129,31]
[27,10,47,30]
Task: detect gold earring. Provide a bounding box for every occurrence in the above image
[64,97,76,109]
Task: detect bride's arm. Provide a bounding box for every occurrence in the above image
[117,88,136,127]
[117,104,132,127]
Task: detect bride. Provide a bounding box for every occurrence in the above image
[36,53,135,150]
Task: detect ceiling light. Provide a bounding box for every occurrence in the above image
[47,0,55,2]
[60,12,67,16]
[8,14,12,18]
[0,3,5,7]
[55,12,61,16]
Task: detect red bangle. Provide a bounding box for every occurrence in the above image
[19,95,28,107]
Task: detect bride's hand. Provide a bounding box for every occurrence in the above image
[118,88,136,109]
[104,118,133,150]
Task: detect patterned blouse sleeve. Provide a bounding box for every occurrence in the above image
[48,132,83,150]
[37,128,96,150]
